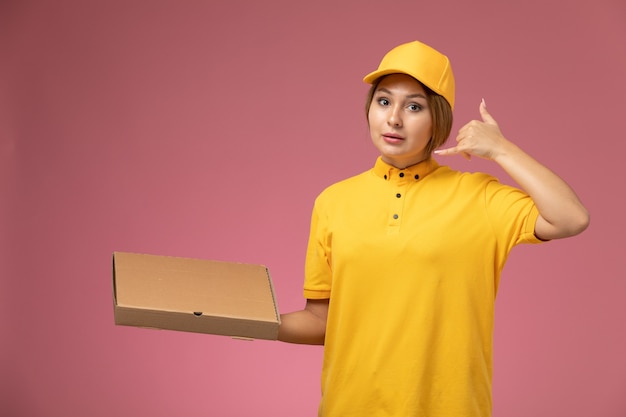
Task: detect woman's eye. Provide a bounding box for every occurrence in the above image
[408,103,422,111]
[377,98,390,106]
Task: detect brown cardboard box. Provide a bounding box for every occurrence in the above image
[112,252,281,340]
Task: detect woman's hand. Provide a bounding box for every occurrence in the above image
[435,99,509,161]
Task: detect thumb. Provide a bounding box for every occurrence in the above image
[479,98,497,125]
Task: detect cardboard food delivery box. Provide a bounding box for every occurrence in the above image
[112,251,281,340]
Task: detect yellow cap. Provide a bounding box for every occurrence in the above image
[363,40,455,110]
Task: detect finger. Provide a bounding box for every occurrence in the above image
[434,146,472,159]
[433,147,457,156]
[434,147,473,160]
[479,99,498,126]
[456,125,469,140]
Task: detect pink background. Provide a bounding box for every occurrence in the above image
[2,0,625,416]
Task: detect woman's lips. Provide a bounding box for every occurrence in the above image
[383,133,404,144]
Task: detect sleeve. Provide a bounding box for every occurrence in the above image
[484,179,544,253]
[302,197,333,300]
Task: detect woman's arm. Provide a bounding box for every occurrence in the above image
[434,100,590,241]
[277,298,329,345]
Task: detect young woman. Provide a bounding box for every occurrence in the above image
[277,40,589,417]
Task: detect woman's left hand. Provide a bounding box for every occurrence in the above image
[434,99,509,161]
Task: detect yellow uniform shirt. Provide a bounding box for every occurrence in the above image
[304,157,542,417]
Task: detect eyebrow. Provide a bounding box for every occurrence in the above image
[376,87,427,100]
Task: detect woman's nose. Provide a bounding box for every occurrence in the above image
[387,106,402,127]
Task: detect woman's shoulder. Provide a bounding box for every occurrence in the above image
[431,164,498,185]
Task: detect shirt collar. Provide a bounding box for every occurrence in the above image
[372,156,439,182]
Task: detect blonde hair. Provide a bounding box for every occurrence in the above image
[365,76,453,156]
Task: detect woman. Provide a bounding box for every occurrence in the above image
[277,40,589,417]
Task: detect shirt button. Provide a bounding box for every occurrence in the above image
[393,214,399,219]
[384,175,388,180]
[414,174,420,180]
[396,193,401,198]
[399,172,405,178]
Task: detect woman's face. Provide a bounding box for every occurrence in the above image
[368,74,433,169]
